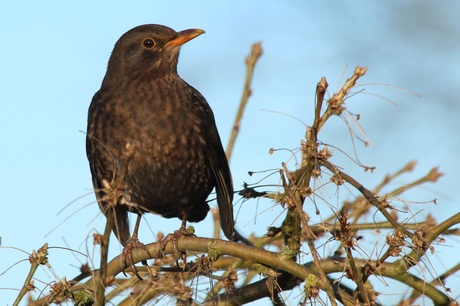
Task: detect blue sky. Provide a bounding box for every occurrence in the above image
[1,1,459,304]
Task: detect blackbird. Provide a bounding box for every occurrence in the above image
[86,24,234,249]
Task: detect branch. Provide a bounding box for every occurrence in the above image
[80,237,357,305]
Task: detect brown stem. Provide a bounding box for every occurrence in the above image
[320,160,414,239]
[226,42,263,161]
[281,163,338,305]
[93,209,114,305]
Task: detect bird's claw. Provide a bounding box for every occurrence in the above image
[159,226,192,266]
[122,236,151,280]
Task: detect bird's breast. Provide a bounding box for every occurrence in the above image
[92,81,214,215]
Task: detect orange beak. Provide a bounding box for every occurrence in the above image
[165,28,205,48]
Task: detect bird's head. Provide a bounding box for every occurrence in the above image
[104,24,204,81]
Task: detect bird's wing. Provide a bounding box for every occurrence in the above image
[190,88,235,240]
[90,177,131,246]
[211,144,235,240]
[86,91,131,246]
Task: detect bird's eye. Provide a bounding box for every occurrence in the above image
[143,38,155,49]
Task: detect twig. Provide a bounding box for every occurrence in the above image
[93,210,113,305]
[320,160,414,239]
[388,166,443,197]
[13,244,49,306]
[226,42,263,161]
[403,262,460,305]
[311,76,328,139]
[319,66,368,131]
[373,161,417,193]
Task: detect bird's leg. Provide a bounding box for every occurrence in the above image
[122,214,151,279]
[177,215,189,264]
[159,213,192,265]
[178,213,189,234]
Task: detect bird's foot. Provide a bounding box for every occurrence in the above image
[159,226,194,266]
[122,236,151,280]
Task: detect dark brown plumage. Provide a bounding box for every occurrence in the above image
[86,24,234,246]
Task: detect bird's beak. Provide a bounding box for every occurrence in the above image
[165,29,205,48]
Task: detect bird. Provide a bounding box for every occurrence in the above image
[86,24,235,255]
